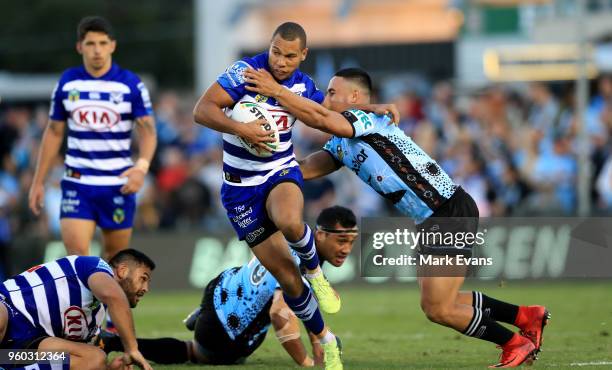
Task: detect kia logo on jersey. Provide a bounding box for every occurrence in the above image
[63,306,88,340]
[71,105,120,130]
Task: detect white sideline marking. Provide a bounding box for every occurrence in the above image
[569,361,612,367]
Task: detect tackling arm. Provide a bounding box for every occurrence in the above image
[299,150,341,181]
[243,69,354,137]
[243,68,400,137]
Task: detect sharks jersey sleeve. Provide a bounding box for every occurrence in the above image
[322,136,345,167]
[340,109,391,138]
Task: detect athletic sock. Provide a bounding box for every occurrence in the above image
[320,330,336,344]
[283,283,325,335]
[135,338,190,364]
[472,291,519,325]
[101,334,189,364]
[463,307,515,345]
[287,224,320,270]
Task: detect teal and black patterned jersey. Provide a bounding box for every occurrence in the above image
[323,110,458,223]
[213,253,300,342]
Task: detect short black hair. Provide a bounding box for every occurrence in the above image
[316,206,357,230]
[109,249,156,271]
[334,68,372,94]
[272,22,307,49]
[77,16,115,41]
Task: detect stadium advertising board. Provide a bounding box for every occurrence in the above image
[31,217,612,290]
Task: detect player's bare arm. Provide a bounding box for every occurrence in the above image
[244,68,353,137]
[29,119,66,215]
[88,272,153,370]
[244,68,399,135]
[193,82,275,152]
[299,151,341,180]
[119,115,157,195]
[270,290,315,367]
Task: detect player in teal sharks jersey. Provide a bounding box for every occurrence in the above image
[244,67,550,368]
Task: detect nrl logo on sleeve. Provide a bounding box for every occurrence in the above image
[225,61,249,87]
[97,259,113,274]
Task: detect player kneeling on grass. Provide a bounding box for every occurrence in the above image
[243,66,551,368]
[0,249,154,370]
[98,206,358,367]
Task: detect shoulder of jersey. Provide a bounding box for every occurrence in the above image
[113,66,143,85]
[245,53,267,69]
[58,66,85,83]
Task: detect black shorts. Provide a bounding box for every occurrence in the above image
[193,272,271,365]
[417,186,479,256]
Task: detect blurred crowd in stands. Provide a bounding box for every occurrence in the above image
[1,75,612,278]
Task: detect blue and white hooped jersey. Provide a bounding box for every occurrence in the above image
[217,52,324,186]
[0,256,113,343]
[49,63,153,186]
[213,253,301,341]
[323,110,459,223]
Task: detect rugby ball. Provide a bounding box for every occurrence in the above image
[230,101,280,157]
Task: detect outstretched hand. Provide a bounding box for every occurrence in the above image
[369,103,400,125]
[244,68,284,98]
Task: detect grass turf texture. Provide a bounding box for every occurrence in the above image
[131,281,611,369]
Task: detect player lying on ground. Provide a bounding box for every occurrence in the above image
[0,249,154,370]
[29,16,157,261]
[98,206,358,367]
[244,67,551,368]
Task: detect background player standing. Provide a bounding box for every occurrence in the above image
[28,16,157,261]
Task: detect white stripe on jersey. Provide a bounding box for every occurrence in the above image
[67,137,131,151]
[46,260,66,279]
[53,275,72,336]
[223,160,299,187]
[68,119,132,133]
[222,151,295,172]
[63,80,131,94]
[65,155,133,171]
[222,134,292,153]
[32,285,53,335]
[62,175,127,186]
[4,279,36,326]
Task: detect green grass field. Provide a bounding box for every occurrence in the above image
[133,281,612,369]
